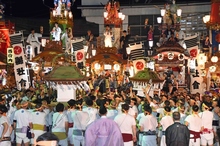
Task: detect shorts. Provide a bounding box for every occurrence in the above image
[15,133,30,144]
[200,132,214,146]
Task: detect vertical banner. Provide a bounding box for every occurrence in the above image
[212,30,219,55]
[25,45,32,61]
[7,47,14,64]
[0,29,10,55]
[13,44,30,90]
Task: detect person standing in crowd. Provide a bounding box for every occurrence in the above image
[104,25,113,47]
[174,24,185,47]
[31,103,47,145]
[139,105,158,146]
[212,98,220,146]
[52,103,68,146]
[26,28,41,58]
[185,105,202,146]
[114,103,137,146]
[50,22,62,41]
[158,106,173,146]
[66,99,76,146]
[199,102,214,146]
[165,111,190,146]
[82,98,98,125]
[85,30,96,58]
[61,27,73,53]
[71,102,90,146]
[85,105,124,146]
[13,101,34,146]
[202,35,211,54]
[120,30,130,60]
[0,105,12,146]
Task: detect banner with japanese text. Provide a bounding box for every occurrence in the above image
[7,47,14,64]
[13,44,30,90]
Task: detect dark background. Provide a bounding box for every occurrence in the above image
[0,0,210,37]
[1,0,210,18]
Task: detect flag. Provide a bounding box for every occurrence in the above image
[128,42,144,60]
[184,34,199,58]
[133,59,145,73]
[72,38,84,61]
[75,49,85,63]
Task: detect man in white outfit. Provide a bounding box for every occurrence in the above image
[159,106,173,146]
[199,103,214,146]
[82,98,98,125]
[104,25,113,47]
[139,105,158,146]
[51,22,62,41]
[31,103,47,145]
[13,101,34,146]
[26,28,41,58]
[114,103,137,146]
[0,105,12,146]
[185,105,203,146]
[52,103,68,146]
[72,107,90,146]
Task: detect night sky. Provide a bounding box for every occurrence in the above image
[1,0,81,18]
[1,0,210,18]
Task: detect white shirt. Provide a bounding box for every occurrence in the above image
[14,109,32,129]
[106,109,118,120]
[136,113,145,122]
[139,114,158,131]
[51,27,62,41]
[160,115,174,131]
[114,113,136,134]
[0,116,10,137]
[52,112,68,132]
[26,33,41,44]
[199,110,214,129]
[72,110,90,130]
[185,114,202,132]
[82,107,98,125]
[32,111,46,128]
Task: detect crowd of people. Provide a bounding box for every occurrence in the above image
[0,75,219,146]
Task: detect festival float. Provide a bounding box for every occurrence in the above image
[85,0,127,86]
[42,56,89,101]
[130,68,164,97]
